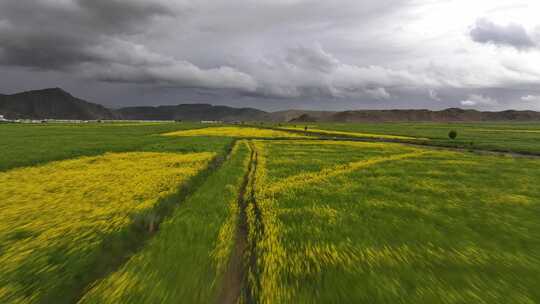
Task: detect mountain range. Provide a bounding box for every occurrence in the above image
[2,88,540,122]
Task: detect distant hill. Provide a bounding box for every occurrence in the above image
[118,104,270,121]
[321,108,540,122]
[2,88,540,122]
[0,88,117,120]
[269,110,336,122]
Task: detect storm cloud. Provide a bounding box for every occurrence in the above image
[470,18,537,50]
[0,0,255,91]
[1,0,540,110]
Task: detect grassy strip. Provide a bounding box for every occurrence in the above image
[245,141,288,303]
[79,141,252,304]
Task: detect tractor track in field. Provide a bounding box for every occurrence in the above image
[218,141,261,304]
[215,131,540,304]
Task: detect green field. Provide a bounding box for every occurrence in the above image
[1,123,539,303]
[247,140,540,303]
[0,123,230,171]
[278,122,540,155]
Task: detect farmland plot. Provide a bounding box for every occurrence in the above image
[245,141,540,303]
[0,123,231,171]
[79,141,253,303]
[284,122,540,155]
[279,126,421,140]
[163,126,307,138]
[2,123,540,304]
[0,152,214,303]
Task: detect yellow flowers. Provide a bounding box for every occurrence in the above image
[281,126,422,140]
[267,150,428,195]
[163,126,307,138]
[0,151,214,303]
[77,141,253,304]
[244,140,430,303]
[242,139,540,303]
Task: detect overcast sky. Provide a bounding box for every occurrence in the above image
[1,0,540,111]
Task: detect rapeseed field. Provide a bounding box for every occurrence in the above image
[2,122,540,304]
[280,126,420,140]
[79,141,251,303]
[0,152,214,303]
[163,126,307,138]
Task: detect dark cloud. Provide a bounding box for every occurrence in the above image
[470,18,537,50]
[286,45,339,73]
[75,0,173,31]
[0,0,255,90]
[1,1,540,110]
[0,0,170,68]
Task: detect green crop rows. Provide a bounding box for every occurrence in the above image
[1,123,539,303]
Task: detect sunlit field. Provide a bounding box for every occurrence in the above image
[164,126,307,138]
[280,126,421,140]
[0,123,539,303]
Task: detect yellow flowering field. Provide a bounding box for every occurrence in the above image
[163,126,307,138]
[0,151,214,303]
[78,141,252,304]
[280,126,422,140]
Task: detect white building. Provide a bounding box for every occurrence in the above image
[0,114,7,121]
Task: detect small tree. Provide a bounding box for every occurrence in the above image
[448,130,457,140]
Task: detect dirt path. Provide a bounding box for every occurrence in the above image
[217,142,258,304]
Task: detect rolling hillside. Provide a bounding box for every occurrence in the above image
[2,88,540,122]
[0,88,117,120]
[117,104,270,121]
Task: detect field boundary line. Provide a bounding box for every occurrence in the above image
[266,151,429,195]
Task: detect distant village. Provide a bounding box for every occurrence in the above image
[0,114,226,124]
